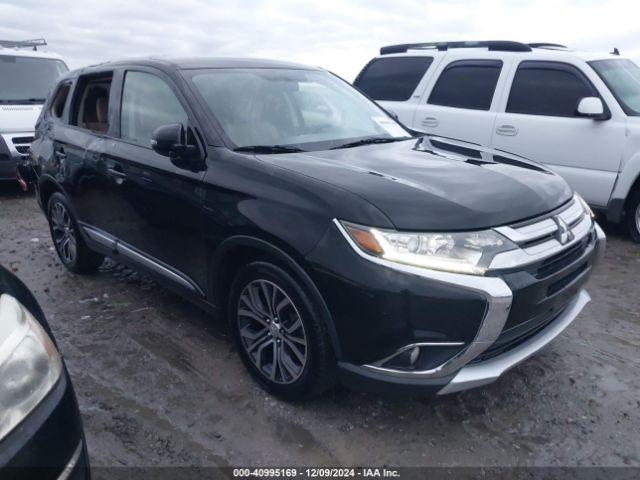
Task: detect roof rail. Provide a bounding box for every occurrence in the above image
[380,40,532,55]
[0,38,47,51]
[528,43,568,50]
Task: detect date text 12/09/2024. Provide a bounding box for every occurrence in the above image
[232,468,401,478]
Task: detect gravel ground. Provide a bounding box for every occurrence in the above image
[1,183,639,469]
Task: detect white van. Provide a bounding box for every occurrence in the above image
[0,39,68,185]
[354,41,640,241]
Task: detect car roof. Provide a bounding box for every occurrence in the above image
[63,56,322,79]
[0,46,65,62]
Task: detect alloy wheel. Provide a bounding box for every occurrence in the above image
[50,202,77,264]
[237,279,308,384]
[636,202,640,235]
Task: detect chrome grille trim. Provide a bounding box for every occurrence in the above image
[490,195,594,270]
[1,132,34,160]
[495,197,583,244]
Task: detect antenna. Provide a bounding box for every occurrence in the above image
[611,47,620,56]
[0,38,47,51]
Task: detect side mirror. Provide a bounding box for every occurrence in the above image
[151,123,200,158]
[576,97,608,120]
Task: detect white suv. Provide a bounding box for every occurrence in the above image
[0,39,67,185]
[354,41,640,241]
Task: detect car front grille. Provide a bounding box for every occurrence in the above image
[481,197,598,360]
[11,136,34,160]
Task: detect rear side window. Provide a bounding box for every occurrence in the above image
[428,60,503,110]
[507,61,597,117]
[71,73,113,134]
[120,71,188,148]
[354,57,433,101]
[50,83,71,120]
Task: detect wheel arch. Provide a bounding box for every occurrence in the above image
[209,235,343,359]
[37,175,66,212]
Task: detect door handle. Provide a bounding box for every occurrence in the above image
[496,125,518,136]
[107,168,126,178]
[54,148,66,160]
[421,116,439,128]
[106,165,127,184]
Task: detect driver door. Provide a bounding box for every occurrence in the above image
[103,68,208,292]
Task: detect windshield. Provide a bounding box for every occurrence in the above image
[590,59,640,116]
[187,68,410,152]
[0,55,68,104]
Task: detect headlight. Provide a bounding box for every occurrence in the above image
[0,294,63,441]
[575,192,595,218]
[339,221,516,275]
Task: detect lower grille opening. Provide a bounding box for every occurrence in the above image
[547,262,588,296]
[536,234,591,278]
[471,306,568,364]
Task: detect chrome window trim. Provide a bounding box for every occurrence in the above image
[333,219,513,379]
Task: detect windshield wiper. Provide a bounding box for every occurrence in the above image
[234,145,306,154]
[330,137,410,150]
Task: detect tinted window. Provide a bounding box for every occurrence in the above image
[121,71,188,148]
[507,62,597,117]
[354,57,433,101]
[0,55,67,104]
[50,83,71,119]
[428,60,502,110]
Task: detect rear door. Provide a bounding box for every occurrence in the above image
[353,55,437,126]
[50,72,114,225]
[411,56,511,145]
[491,60,625,207]
[102,67,208,291]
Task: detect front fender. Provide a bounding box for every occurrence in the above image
[608,150,640,222]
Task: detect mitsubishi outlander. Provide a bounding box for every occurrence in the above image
[25,57,605,400]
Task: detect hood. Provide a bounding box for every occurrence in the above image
[0,105,42,132]
[258,137,573,231]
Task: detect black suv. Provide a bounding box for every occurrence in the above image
[25,57,605,400]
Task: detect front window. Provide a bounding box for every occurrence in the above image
[0,55,68,104]
[590,59,640,116]
[187,68,410,152]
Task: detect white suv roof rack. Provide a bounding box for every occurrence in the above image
[379,40,573,55]
[0,38,47,51]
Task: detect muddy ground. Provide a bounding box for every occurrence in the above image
[1,184,639,469]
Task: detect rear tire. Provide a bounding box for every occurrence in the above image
[47,192,104,273]
[228,261,336,401]
[626,189,640,243]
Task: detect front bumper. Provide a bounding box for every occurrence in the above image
[0,372,90,480]
[313,213,605,396]
[0,132,34,181]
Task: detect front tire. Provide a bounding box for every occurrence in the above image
[228,261,336,400]
[626,189,640,243]
[47,192,104,273]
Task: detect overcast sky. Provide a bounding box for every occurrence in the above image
[1,0,639,80]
